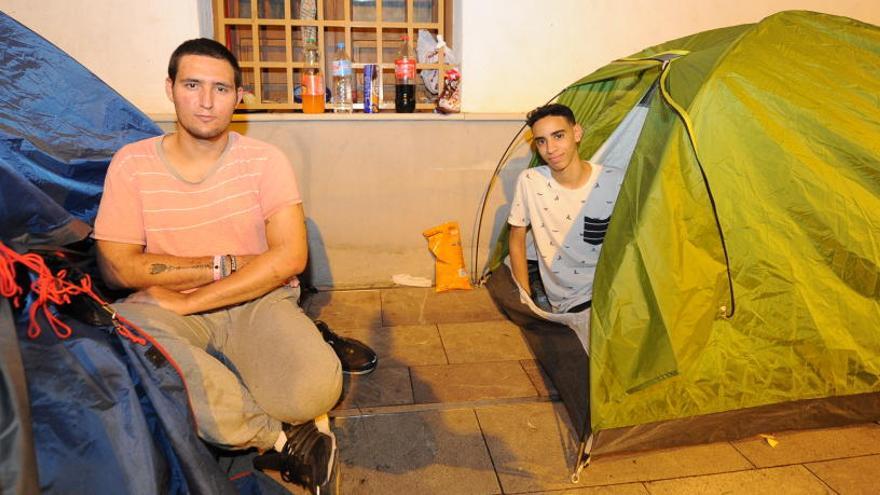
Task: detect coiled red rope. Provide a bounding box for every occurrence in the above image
[0,241,145,345]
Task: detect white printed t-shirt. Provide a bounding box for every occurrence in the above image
[508,163,624,312]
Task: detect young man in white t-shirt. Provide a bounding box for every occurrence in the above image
[508,104,623,313]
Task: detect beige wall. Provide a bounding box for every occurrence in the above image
[0,0,207,115]
[460,0,880,113]
[3,0,878,113]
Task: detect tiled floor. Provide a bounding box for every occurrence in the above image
[274,286,880,494]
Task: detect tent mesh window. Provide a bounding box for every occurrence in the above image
[214,0,453,112]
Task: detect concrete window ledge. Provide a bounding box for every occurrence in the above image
[150,112,526,123]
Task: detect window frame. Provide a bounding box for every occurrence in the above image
[213,0,453,112]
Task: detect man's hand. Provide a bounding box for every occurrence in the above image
[124,286,193,315]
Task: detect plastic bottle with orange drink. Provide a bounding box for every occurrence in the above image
[302,38,325,113]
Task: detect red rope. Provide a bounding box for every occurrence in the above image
[0,242,145,345]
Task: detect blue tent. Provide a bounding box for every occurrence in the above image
[0,12,283,494]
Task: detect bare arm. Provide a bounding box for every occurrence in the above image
[96,242,256,292]
[124,203,308,315]
[181,203,307,313]
[508,224,531,296]
[96,242,214,291]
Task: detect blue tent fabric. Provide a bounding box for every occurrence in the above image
[16,290,239,495]
[0,11,162,249]
[0,11,289,494]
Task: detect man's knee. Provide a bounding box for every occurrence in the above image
[273,351,342,423]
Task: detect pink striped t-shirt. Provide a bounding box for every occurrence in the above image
[94,132,301,258]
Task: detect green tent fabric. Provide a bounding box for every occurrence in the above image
[484,10,880,467]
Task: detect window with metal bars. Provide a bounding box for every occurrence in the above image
[214,0,453,112]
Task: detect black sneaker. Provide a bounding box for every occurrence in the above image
[253,420,338,494]
[315,320,378,375]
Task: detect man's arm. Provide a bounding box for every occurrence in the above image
[123,203,308,315]
[96,242,215,291]
[508,225,531,296]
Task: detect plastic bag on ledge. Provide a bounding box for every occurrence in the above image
[416,30,458,95]
[422,221,472,293]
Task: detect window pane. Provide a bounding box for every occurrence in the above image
[261,68,289,103]
[382,28,407,64]
[382,0,405,22]
[351,0,376,22]
[225,0,252,18]
[227,25,254,62]
[381,68,394,105]
[351,28,377,63]
[259,26,287,62]
[324,0,345,20]
[293,0,317,20]
[258,0,285,18]
[414,0,437,23]
[241,69,256,100]
[415,70,432,104]
[323,27,345,75]
[290,27,309,62]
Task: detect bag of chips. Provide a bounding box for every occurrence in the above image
[422,221,472,292]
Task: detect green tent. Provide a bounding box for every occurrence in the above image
[484,10,880,477]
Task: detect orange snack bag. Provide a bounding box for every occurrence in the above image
[422,221,473,292]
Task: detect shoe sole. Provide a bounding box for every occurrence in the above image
[314,415,337,490]
[342,363,377,375]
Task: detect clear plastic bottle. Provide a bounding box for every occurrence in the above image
[301,38,325,113]
[331,42,354,113]
[394,35,416,113]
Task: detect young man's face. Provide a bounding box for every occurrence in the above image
[166,54,242,141]
[531,115,583,173]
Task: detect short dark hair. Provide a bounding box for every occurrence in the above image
[168,38,242,89]
[526,103,576,128]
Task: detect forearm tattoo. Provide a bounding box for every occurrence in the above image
[149,263,212,275]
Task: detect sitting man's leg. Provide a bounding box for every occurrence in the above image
[225,286,342,424]
[113,301,284,450]
[224,286,342,491]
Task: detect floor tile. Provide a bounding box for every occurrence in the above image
[303,290,382,330]
[440,320,535,364]
[521,359,559,398]
[644,465,831,495]
[333,365,413,411]
[336,325,448,367]
[334,409,501,494]
[475,401,581,493]
[411,361,537,404]
[731,423,880,467]
[524,484,649,495]
[583,443,754,488]
[806,453,880,495]
[477,402,754,493]
[380,286,506,326]
[262,471,309,494]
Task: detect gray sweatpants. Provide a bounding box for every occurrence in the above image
[114,286,342,450]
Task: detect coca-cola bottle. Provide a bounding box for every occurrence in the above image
[394,35,416,113]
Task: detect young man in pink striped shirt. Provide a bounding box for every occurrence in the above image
[94,38,340,493]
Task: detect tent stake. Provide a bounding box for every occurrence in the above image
[571,433,594,483]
